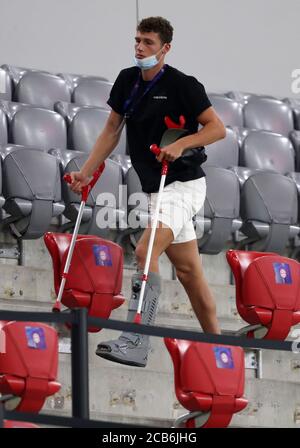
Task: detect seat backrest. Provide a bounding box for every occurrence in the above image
[202,166,240,219]
[0,321,58,380]
[226,91,276,104]
[226,249,282,311]
[290,130,300,171]
[203,127,239,168]
[0,68,12,101]
[226,250,300,337]
[241,171,298,225]
[44,233,123,298]
[2,147,61,202]
[72,78,112,109]
[209,95,243,127]
[69,107,126,155]
[165,338,247,428]
[0,320,60,412]
[240,130,295,174]
[242,255,300,311]
[57,73,109,93]
[10,107,67,150]
[15,72,71,109]
[243,97,294,136]
[0,108,8,145]
[1,64,50,86]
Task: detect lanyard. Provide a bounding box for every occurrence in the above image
[123,65,166,118]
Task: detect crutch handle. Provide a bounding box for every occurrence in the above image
[150,145,169,175]
[64,162,105,202]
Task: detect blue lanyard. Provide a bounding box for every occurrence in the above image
[123,65,166,118]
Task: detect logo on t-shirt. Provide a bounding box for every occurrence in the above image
[152,95,167,100]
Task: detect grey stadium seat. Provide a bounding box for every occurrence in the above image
[230,130,297,190]
[68,106,126,155]
[0,108,8,145]
[15,72,71,109]
[0,68,12,101]
[57,73,109,93]
[120,165,149,246]
[51,149,125,238]
[208,95,243,128]
[72,78,112,109]
[1,64,50,87]
[290,130,300,172]
[283,98,300,131]
[202,127,239,168]
[240,171,298,253]
[240,130,295,174]
[0,156,6,209]
[195,166,240,254]
[0,145,64,239]
[243,97,294,136]
[9,106,67,150]
[54,101,106,124]
[226,91,276,104]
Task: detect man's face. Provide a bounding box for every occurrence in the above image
[135,31,165,59]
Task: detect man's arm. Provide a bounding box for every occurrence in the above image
[70,110,124,193]
[157,107,226,162]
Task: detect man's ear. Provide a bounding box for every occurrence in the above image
[163,43,171,54]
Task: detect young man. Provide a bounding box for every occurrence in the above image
[69,16,226,367]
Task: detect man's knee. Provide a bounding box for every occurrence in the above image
[175,264,200,283]
[135,243,147,265]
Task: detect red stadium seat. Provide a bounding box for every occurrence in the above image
[44,233,125,332]
[226,250,300,339]
[3,420,39,428]
[0,321,60,413]
[165,339,247,428]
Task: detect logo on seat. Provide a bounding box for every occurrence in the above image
[273,262,292,284]
[93,244,112,267]
[25,327,46,350]
[213,347,234,369]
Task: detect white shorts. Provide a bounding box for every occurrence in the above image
[148,177,206,244]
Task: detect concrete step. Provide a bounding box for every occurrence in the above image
[1,235,232,285]
[0,263,241,329]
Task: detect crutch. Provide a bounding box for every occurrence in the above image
[52,163,105,312]
[133,115,186,323]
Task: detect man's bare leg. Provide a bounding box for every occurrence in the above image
[165,239,221,334]
[135,224,174,272]
[96,223,174,366]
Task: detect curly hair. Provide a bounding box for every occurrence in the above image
[137,16,173,44]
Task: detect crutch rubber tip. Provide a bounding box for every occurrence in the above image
[52,303,61,313]
[133,314,142,324]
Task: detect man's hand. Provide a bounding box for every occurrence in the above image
[69,171,93,195]
[156,140,184,163]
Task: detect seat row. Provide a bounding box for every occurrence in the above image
[0,64,111,110]
[0,144,297,257]
[1,64,299,136]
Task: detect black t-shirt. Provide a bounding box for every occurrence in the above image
[107,64,212,193]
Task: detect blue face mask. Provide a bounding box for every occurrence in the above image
[134,47,164,70]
